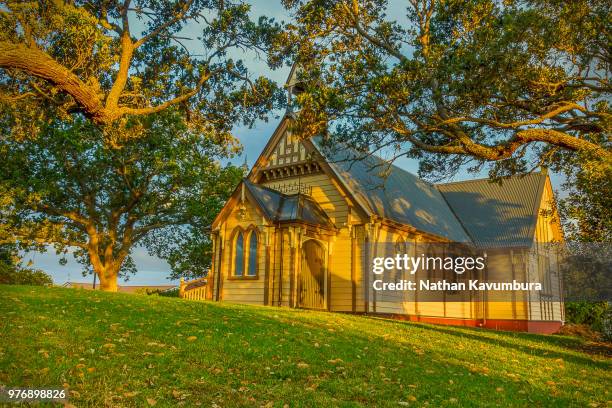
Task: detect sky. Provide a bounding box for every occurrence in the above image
[26,1,567,286]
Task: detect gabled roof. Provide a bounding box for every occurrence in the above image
[237,115,555,247]
[312,138,472,242]
[437,173,547,248]
[244,180,334,228]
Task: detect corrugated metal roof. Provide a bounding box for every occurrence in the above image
[436,173,546,248]
[245,135,547,247]
[244,180,334,228]
[312,138,472,242]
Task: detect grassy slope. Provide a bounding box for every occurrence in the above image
[0,286,610,407]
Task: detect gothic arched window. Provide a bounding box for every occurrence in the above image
[247,231,258,277]
[233,231,244,277]
[231,227,259,278]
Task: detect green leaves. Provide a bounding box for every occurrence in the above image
[0,1,285,131]
[0,110,242,285]
[282,0,611,180]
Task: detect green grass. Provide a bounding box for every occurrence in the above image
[0,285,610,407]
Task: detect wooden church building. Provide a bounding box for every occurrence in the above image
[191,69,565,334]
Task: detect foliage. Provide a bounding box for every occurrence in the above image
[143,164,246,281]
[0,111,243,290]
[1,285,610,406]
[557,154,612,242]
[0,244,52,286]
[0,244,18,272]
[0,265,53,286]
[603,308,612,342]
[565,301,610,334]
[133,287,179,296]
[560,242,611,303]
[281,0,610,180]
[0,0,285,136]
[157,287,180,297]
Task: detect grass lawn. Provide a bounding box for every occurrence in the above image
[0,285,610,407]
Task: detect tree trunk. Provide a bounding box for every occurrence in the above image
[92,263,121,292]
[98,275,118,292]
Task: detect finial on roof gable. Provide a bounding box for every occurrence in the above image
[285,63,305,112]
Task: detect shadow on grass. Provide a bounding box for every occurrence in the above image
[228,306,599,406]
[365,316,611,369]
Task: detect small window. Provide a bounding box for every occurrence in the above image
[234,231,244,277]
[247,232,258,277]
[394,238,407,283]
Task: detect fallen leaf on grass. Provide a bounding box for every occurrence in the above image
[147,398,157,406]
[187,336,197,342]
[297,362,309,369]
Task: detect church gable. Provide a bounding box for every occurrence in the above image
[250,116,324,188]
[266,125,308,168]
[212,181,270,231]
[247,116,364,226]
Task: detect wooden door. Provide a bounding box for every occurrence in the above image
[299,240,325,309]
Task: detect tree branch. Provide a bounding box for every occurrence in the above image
[0,42,105,121]
[119,69,215,116]
[133,0,195,49]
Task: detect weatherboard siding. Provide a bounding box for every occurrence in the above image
[329,228,353,312]
[219,199,266,305]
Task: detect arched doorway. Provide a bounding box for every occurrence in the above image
[299,239,326,309]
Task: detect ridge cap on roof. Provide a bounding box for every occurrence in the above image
[436,172,545,187]
[312,137,437,187]
[385,160,436,187]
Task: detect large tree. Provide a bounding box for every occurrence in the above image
[281,0,610,179]
[0,0,283,137]
[1,111,243,291]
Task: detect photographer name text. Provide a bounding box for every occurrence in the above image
[372,279,542,291]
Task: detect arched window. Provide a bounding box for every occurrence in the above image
[234,231,244,277]
[231,227,259,278]
[247,231,258,276]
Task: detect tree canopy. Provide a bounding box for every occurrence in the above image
[0,0,284,138]
[0,0,286,289]
[282,0,610,179]
[1,110,243,290]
